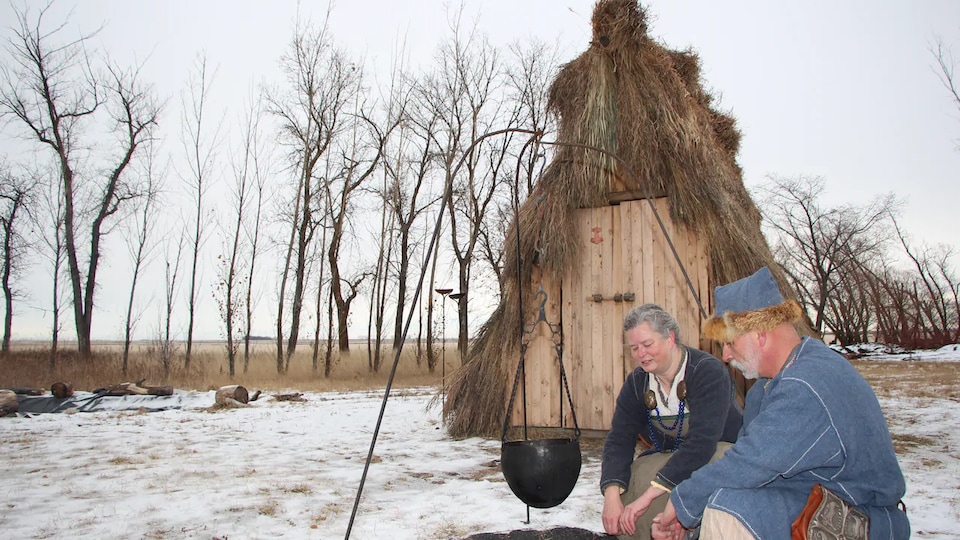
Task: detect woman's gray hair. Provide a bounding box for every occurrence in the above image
[623,303,682,345]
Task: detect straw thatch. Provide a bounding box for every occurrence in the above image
[443,0,789,438]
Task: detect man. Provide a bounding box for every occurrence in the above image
[651,267,910,539]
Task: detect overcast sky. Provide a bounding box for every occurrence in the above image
[2,0,959,341]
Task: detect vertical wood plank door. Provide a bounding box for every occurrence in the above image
[510,198,709,433]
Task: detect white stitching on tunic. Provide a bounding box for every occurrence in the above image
[779,338,863,505]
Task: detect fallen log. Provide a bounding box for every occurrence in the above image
[9,387,43,396]
[215,385,249,406]
[0,389,18,416]
[102,382,149,396]
[5,387,44,396]
[96,380,170,396]
[273,392,306,402]
[145,386,174,396]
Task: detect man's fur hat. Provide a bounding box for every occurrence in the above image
[703,266,804,342]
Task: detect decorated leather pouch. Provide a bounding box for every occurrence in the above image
[791,483,869,540]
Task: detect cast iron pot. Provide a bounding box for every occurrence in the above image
[500,438,582,508]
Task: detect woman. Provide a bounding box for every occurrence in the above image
[601,304,742,539]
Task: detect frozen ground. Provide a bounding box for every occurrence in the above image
[1,350,958,539]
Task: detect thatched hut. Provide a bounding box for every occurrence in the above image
[443,0,796,438]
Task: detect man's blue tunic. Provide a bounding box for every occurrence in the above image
[671,338,910,539]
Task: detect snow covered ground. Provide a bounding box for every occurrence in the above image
[1,352,958,539]
[831,342,960,362]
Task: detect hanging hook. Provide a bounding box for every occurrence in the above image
[522,285,562,349]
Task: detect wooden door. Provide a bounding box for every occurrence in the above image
[510,198,710,433]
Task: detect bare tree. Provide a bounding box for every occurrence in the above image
[368,158,397,371]
[323,112,392,354]
[423,20,519,360]
[121,142,161,374]
[362,60,443,372]
[822,245,875,346]
[242,187,265,374]
[425,232,446,373]
[272,162,302,373]
[158,238,185,376]
[475,38,560,289]
[933,37,960,134]
[323,271,336,376]
[0,164,34,355]
[893,217,960,346]
[849,252,959,350]
[311,219,331,374]
[926,37,960,346]
[367,65,405,372]
[505,38,560,193]
[267,12,360,370]
[33,164,67,367]
[381,90,441,365]
[931,250,960,343]
[180,54,222,369]
[217,95,266,377]
[857,260,910,347]
[242,106,271,374]
[758,175,897,337]
[0,5,160,356]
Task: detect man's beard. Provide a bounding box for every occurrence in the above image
[730,359,758,379]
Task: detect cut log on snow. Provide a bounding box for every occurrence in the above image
[50,382,74,399]
[0,390,18,416]
[145,386,174,396]
[215,385,249,406]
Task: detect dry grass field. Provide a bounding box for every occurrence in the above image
[0,340,457,394]
[853,360,960,401]
[852,360,960,457]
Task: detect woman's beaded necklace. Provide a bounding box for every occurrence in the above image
[643,348,688,452]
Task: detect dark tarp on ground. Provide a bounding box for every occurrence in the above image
[15,392,190,414]
[463,527,615,540]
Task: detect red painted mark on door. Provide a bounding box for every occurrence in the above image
[590,226,603,244]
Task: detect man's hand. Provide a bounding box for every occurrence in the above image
[602,485,624,535]
[651,500,686,540]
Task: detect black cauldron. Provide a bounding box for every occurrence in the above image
[500,437,582,508]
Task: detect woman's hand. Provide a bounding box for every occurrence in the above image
[618,486,664,536]
[602,485,625,534]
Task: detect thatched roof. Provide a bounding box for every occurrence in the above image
[443,0,788,438]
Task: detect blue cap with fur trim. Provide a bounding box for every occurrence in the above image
[704,266,803,342]
[714,267,784,317]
